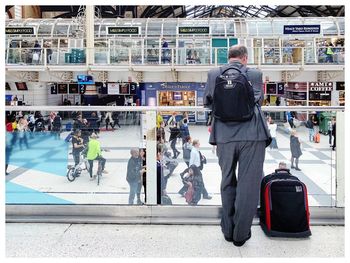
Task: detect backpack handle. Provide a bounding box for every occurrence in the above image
[220,66,242,75]
[275,168,290,173]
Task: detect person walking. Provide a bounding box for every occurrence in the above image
[268,118,278,149]
[331,117,336,151]
[290,129,302,171]
[126,148,146,205]
[204,44,271,246]
[306,116,315,142]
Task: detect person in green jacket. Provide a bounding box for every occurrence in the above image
[87,133,107,180]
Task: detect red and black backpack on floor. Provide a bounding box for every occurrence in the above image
[260,169,311,238]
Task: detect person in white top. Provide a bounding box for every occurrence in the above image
[189,140,201,167]
[268,118,278,149]
[188,139,212,200]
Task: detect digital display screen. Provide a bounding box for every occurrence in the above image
[77,75,94,84]
[50,83,57,94]
[15,82,28,90]
[69,83,79,94]
[119,83,130,94]
[266,83,277,95]
[57,83,68,94]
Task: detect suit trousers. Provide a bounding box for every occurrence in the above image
[217,140,266,242]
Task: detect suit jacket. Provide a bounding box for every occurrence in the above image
[204,61,271,145]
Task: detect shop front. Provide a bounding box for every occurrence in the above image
[308,82,333,106]
[143,82,206,123]
[284,82,308,121]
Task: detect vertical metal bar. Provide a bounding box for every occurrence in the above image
[335,111,344,207]
[145,110,157,205]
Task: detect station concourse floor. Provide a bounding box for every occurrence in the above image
[5,223,344,257]
[6,121,338,206]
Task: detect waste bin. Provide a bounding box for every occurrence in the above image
[319,112,336,134]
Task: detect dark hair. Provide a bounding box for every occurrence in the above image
[189,164,201,176]
[228,45,248,59]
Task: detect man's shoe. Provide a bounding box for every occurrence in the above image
[233,230,251,247]
[203,195,212,200]
[102,170,108,174]
[295,167,301,171]
[291,166,295,169]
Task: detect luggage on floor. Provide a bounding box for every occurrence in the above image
[260,169,311,237]
[314,133,320,143]
[65,122,72,131]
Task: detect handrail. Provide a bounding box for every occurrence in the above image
[5,105,345,112]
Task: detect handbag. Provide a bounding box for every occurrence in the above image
[185,185,194,203]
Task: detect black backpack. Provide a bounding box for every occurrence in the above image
[212,66,255,122]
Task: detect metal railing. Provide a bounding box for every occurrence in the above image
[5,46,345,67]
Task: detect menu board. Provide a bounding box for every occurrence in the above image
[57,83,68,94]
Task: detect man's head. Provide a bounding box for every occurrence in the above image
[278,161,287,169]
[130,148,140,158]
[90,133,98,139]
[228,45,248,65]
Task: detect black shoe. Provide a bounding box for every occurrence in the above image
[203,195,212,200]
[233,230,251,247]
[295,167,301,171]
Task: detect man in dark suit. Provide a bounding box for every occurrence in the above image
[204,45,271,246]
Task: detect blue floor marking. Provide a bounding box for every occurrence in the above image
[6,181,73,204]
[7,133,68,177]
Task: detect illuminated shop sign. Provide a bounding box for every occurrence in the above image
[107,27,140,34]
[178,27,210,34]
[309,82,333,92]
[283,25,320,34]
[5,27,35,35]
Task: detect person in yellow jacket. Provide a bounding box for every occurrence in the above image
[156,112,163,128]
[325,43,334,63]
[87,133,107,180]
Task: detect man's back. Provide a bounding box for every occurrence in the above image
[204,61,269,144]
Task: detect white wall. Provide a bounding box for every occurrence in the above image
[6,82,49,106]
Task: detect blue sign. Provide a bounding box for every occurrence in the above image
[284,25,320,34]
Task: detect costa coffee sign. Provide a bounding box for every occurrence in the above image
[309,82,333,92]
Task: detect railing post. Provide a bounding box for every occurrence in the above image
[129,48,132,66]
[301,47,305,68]
[145,110,157,205]
[214,48,218,67]
[43,48,47,67]
[257,47,261,67]
[335,111,345,207]
[171,48,174,67]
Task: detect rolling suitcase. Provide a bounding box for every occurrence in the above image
[260,169,311,237]
[314,133,320,143]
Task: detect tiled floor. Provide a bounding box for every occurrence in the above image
[6,122,337,206]
[5,223,344,257]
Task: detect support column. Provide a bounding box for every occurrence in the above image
[335,111,344,207]
[85,5,94,66]
[145,111,157,205]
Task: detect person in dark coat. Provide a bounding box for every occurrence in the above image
[203,45,271,246]
[290,129,302,171]
[126,148,145,205]
[331,117,336,151]
[183,165,204,205]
